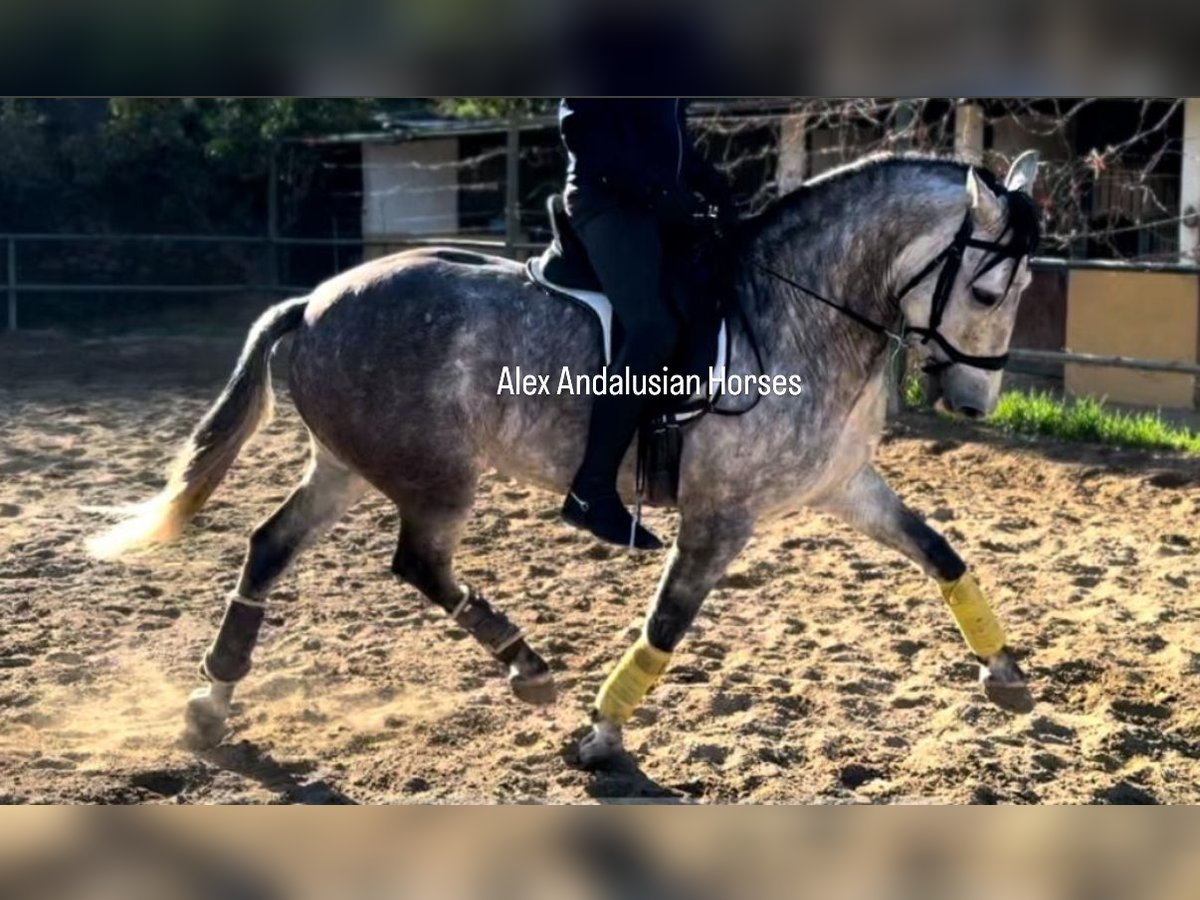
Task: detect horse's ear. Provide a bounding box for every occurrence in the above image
[965,167,1003,228]
[1004,150,1039,194]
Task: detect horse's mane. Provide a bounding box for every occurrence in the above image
[744,152,1039,256]
[748,152,966,225]
[804,151,977,186]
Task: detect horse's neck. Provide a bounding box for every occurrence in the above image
[740,181,951,381]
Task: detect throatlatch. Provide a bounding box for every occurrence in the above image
[595,632,672,724]
[937,572,1006,659]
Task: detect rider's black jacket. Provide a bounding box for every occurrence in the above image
[558,99,733,228]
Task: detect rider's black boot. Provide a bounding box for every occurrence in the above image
[561,483,662,551]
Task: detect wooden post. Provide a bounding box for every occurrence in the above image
[505,111,520,257]
[1179,98,1200,265]
[331,213,340,274]
[894,100,918,149]
[954,101,985,166]
[267,144,280,288]
[1176,100,1199,408]
[6,237,15,332]
[777,112,808,194]
[886,100,919,416]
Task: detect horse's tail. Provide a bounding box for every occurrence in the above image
[88,297,309,559]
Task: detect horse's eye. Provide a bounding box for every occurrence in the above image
[971,286,1000,307]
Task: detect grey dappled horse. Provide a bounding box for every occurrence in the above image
[91,151,1041,767]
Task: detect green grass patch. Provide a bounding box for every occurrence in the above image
[903,371,926,408]
[988,390,1200,454]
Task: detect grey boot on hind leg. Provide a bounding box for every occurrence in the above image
[391,512,555,705]
[183,447,365,749]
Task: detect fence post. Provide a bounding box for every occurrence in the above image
[1180,98,1200,265]
[954,100,985,166]
[884,101,926,417]
[777,111,808,194]
[504,110,520,257]
[267,144,280,288]
[6,237,15,332]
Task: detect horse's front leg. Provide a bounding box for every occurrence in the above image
[580,507,754,767]
[819,465,1029,709]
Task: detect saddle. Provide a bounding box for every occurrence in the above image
[526,194,730,506]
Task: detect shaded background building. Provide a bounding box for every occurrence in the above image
[2,98,1198,410]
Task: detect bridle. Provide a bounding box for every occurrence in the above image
[755,190,1038,378]
[895,206,1031,374]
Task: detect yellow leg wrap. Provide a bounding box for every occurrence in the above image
[595,633,672,724]
[938,572,1006,658]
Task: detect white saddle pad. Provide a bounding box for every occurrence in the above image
[525,257,727,404]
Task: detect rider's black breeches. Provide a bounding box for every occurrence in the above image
[572,207,680,491]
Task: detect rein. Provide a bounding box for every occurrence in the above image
[755,204,1033,379]
[691,189,1038,421]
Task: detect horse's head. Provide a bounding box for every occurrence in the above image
[899,151,1041,419]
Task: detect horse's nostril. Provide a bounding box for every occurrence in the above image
[959,405,985,420]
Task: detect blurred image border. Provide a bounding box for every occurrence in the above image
[2,806,1199,900]
[0,0,1197,95]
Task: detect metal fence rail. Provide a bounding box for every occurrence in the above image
[3,232,1199,385]
[2,232,542,331]
[1008,348,1200,376]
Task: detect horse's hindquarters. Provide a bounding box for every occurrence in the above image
[285,251,607,504]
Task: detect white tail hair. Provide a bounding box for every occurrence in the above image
[87,297,308,559]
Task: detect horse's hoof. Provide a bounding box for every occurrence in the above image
[182,717,227,751]
[982,676,1035,713]
[509,670,557,706]
[182,685,232,750]
[979,655,1034,714]
[578,721,624,769]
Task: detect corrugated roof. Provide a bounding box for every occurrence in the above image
[291,99,796,145]
[294,113,559,145]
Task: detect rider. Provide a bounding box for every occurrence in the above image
[558,98,736,550]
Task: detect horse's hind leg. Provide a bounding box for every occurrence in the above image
[391,502,555,705]
[183,444,366,748]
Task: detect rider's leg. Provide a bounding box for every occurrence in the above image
[564,208,679,550]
